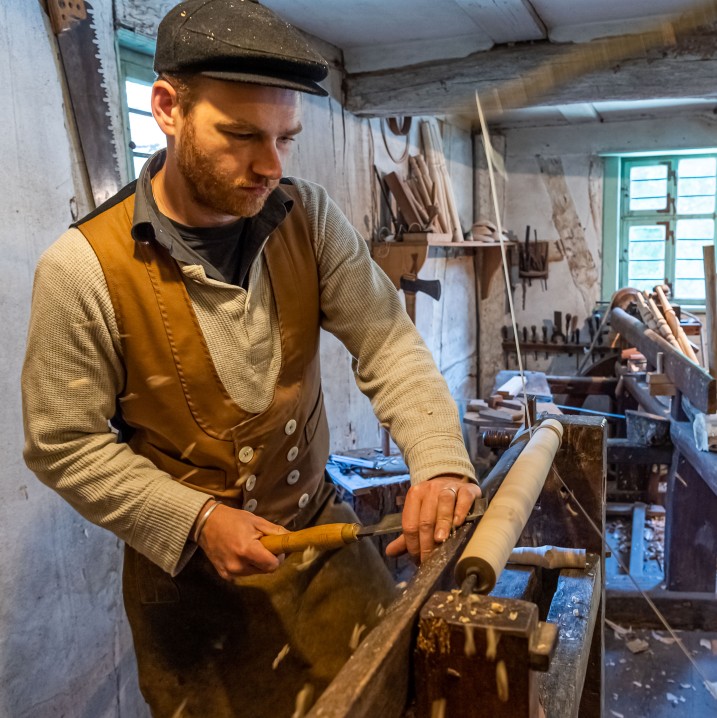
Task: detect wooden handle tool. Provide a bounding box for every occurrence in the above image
[260,523,360,555]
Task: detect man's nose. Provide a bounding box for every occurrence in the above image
[251,140,283,181]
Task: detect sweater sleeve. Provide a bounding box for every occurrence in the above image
[290,180,475,484]
[21,229,210,575]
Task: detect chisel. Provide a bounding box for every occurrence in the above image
[260,503,486,555]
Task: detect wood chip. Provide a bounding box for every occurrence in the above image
[625,638,649,654]
[147,375,173,388]
[490,602,504,614]
[349,623,366,651]
[485,626,500,660]
[605,618,630,638]
[272,643,290,670]
[296,546,319,572]
[665,692,679,704]
[463,624,476,657]
[495,660,509,702]
[650,630,676,645]
[609,711,624,718]
[180,442,197,460]
[170,699,188,718]
[291,683,314,718]
[700,638,712,650]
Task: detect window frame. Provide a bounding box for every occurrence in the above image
[602,150,717,309]
[116,29,160,181]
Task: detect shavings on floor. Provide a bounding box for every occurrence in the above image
[609,710,624,717]
[625,637,649,654]
[650,630,676,645]
[272,643,290,670]
[606,618,631,639]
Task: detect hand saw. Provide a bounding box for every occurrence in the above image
[260,500,486,555]
[47,0,123,206]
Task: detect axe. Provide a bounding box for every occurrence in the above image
[400,274,442,324]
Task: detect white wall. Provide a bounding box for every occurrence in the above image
[478,113,717,389]
[1,1,476,715]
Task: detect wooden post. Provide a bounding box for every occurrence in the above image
[704,245,717,377]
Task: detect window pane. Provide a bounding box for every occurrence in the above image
[631,165,668,181]
[126,80,153,111]
[629,225,665,242]
[628,260,664,279]
[630,241,664,260]
[678,176,716,196]
[676,239,713,259]
[676,218,714,240]
[675,259,705,279]
[128,111,166,155]
[629,278,658,293]
[677,195,715,214]
[133,155,149,178]
[629,165,668,211]
[674,278,705,300]
[678,157,716,178]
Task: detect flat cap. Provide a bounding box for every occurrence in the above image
[155,0,329,96]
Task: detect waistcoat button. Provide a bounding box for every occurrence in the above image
[298,493,310,509]
[245,498,258,513]
[287,470,300,485]
[245,474,257,491]
[238,446,254,463]
[284,419,297,435]
[286,446,299,462]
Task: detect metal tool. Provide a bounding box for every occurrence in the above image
[260,503,486,555]
[48,0,122,207]
[400,274,441,324]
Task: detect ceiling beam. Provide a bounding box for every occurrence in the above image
[344,30,717,118]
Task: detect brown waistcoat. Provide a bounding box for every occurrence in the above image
[76,185,330,528]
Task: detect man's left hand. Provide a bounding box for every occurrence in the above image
[385,476,481,563]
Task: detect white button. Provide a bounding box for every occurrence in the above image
[298,493,310,509]
[245,498,258,513]
[245,474,256,491]
[287,470,300,485]
[286,446,299,462]
[239,446,254,463]
[284,419,297,435]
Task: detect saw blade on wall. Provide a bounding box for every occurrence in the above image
[48,0,123,207]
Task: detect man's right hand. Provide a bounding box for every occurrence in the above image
[197,503,289,580]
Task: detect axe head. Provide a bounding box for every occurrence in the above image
[400,274,442,301]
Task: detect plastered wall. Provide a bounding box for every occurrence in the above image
[1,1,476,715]
[477,113,717,391]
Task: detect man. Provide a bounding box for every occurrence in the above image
[23,0,479,715]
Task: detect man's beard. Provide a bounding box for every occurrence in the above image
[175,116,275,218]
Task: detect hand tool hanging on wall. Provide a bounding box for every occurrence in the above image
[400,274,441,324]
[46,0,123,207]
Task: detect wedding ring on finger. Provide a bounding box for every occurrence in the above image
[441,486,458,500]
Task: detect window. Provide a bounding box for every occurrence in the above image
[604,152,717,306]
[117,30,166,179]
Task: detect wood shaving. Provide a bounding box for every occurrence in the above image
[650,630,676,645]
[446,594,454,603]
[700,638,711,650]
[625,638,649,654]
[508,611,518,621]
[463,624,476,657]
[296,546,319,572]
[291,683,314,718]
[605,618,630,638]
[495,660,509,702]
[609,711,624,718]
[68,377,90,388]
[430,698,446,718]
[705,680,717,700]
[178,469,199,483]
[147,375,173,388]
[565,503,578,517]
[349,623,366,651]
[485,626,500,660]
[180,442,197,460]
[272,643,290,670]
[170,698,188,718]
[665,692,679,704]
[490,602,504,614]
[395,581,408,590]
[119,392,139,402]
[446,668,461,678]
[459,616,470,624]
[375,603,385,618]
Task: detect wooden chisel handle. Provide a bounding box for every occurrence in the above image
[260,523,360,555]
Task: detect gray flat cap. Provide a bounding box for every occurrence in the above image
[155,0,329,96]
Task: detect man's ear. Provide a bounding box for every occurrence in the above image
[152,80,181,137]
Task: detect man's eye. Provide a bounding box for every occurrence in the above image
[278,137,296,145]
[227,132,253,140]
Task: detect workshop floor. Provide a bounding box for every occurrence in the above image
[605,628,717,717]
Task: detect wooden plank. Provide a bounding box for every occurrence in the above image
[538,556,602,718]
[345,31,717,117]
[704,244,717,377]
[606,587,717,631]
[607,439,673,465]
[629,502,646,578]
[611,307,716,414]
[546,375,618,396]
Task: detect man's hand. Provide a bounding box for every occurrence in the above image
[197,503,289,580]
[385,476,481,563]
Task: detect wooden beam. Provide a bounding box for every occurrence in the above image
[611,308,717,414]
[345,30,717,117]
[607,439,672,466]
[547,375,617,397]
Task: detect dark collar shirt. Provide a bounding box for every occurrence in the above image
[131,150,294,288]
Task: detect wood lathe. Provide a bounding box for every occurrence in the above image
[303,414,606,718]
